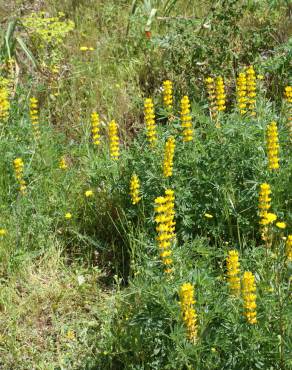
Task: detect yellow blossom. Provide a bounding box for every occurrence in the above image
[65,212,72,219]
[242,271,257,324]
[266,121,280,170]
[0,229,7,236]
[180,96,194,142]
[204,213,213,219]
[13,158,26,194]
[286,235,292,261]
[85,190,94,197]
[276,222,286,229]
[59,156,68,170]
[163,137,175,177]
[226,250,241,295]
[29,97,40,139]
[144,98,157,147]
[91,112,101,146]
[162,80,173,109]
[108,120,120,160]
[129,174,141,205]
[179,283,198,343]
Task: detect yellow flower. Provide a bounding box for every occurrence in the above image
[144,98,157,147]
[65,212,72,219]
[29,97,40,139]
[180,96,194,142]
[276,222,286,229]
[242,271,257,324]
[257,74,264,80]
[179,283,198,343]
[129,174,141,205]
[204,213,213,219]
[0,229,7,236]
[13,158,26,194]
[108,120,120,160]
[226,250,241,295]
[85,190,94,197]
[66,330,75,340]
[91,112,101,146]
[286,235,292,261]
[59,156,68,170]
[80,46,88,51]
[163,137,175,177]
[266,121,280,170]
[162,80,173,109]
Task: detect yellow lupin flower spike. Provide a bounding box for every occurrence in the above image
[108,120,120,160]
[236,72,247,115]
[266,121,280,170]
[180,96,193,142]
[284,86,292,141]
[258,183,276,245]
[13,158,26,194]
[226,250,241,295]
[163,80,173,109]
[154,189,176,274]
[215,76,226,112]
[29,97,40,139]
[246,66,256,117]
[0,78,10,122]
[242,271,257,324]
[129,174,141,205]
[144,98,157,147]
[179,283,198,343]
[163,137,175,178]
[286,235,292,261]
[91,112,101,146]
[205,76,217,118]
[59,156,68,170]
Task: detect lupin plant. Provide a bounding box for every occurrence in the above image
[266,121,280,170]
[144,98,157,147]
[108,120,120,160]
[180,96,193,142]
[226,250,241,295]
[215,76,226,113]
[236,72,247,115]
[258,183,277,245]
[179,283,198,343]
[91,112,101,146]
[163,137,175,178]
[242,271,257,324]
[0,78,10,122]
[205,76,217,118]
[59,156,68,170]
[29,97,40,139]
[154,189,175,274]
[284,86,292,141]
[13,158,26,194]
[246,66,257,116]
[129,174,141,205]
[162,80,173,109]
[286,235,292,261]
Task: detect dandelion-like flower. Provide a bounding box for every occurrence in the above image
[13,158,26,194]
[163,137,175,177]
[284,86,292,141]
[215,76,226,112]
[226,250,241,295]
[144,98,157,147]
[205,77,217,118]
[162,80,173,109]
[108,120,120,160]
[286,235,292,261]
[179,283,198,343]
[266,121,280,170]
[242,271,257,324]
[154,189,175,274]
[91,112,101,146]
[236,72,247,115]
[246,66,256,117]
[129,174,141,205]
[30,97,40,139]
[180,96,193,142]
[0,78,10,122]
[59,156,68,170]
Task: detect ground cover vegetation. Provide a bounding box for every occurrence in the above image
[0,0,291,369]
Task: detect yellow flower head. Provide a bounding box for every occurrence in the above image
[226,250,240,295]
[162,80,173,109]
[85,190,94,197]
[144,98,157,147]
[108,120,120,160]
[129,174,141,205]
[65,212,72,219]
[179,283,198,343]
[0,229,7,236]
[275,222,286,229]
[242,271,257,324]
[204,213,213,219]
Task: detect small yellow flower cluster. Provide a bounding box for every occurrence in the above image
[0,229,7,236]
[266,121,279,170]
[65,212,72,219]
[13,158,26,194]
[242,271,257,324]
[0,78,10,122]
[258,183,273,225]
[236,72,247,115]
[59,156,68,170]
[154,189,175,274]
[286,235,292,261]
[163,80,173,109]
[163,137,175,177]
[226,250,240,295]
[129,174,141,205]
[144,98,157,147]
[180,96,193,142]
[30,97,40,139]
[246,66,257,116]
[284,86,292,140]
[91,112,101,146]
[215,76,226,112]
[205,77,217,118]
[85,190,93,197]
[80,46,94,51]
[179,283,198,343]
[108,120,120,160]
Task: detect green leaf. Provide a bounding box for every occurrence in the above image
[16,36,38,68]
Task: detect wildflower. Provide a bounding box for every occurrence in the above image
[66,330,75,340]
[204,213,213,219]
[179,283,198,343]
[162,80,173,109]
[260,212,277,226]
[91,112,101,146]
[242,271,257,324]
[85,190,94,197]
[29,97,40,139]
[144,98,157,147]
[246,66,257,116]
[59,156,68,170]
[163,137,175,177]
[205,76,217,118]
[65,212,72,219]
[180,96,193,142]
[226,250,241,295]
[236,72,247,115]
[108,120,120,160]
[215,76,226,112]
[284,86,292,141]
[0,78,10,122]
[129,174,141,205]
[286,235,292,261]
[258,183,272,223]
[80,46,88,51]
[154,189,176,274]
[0,229,7,236]
[266,121,280,170]
[13,158,26,194]
[276,222,286,229]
